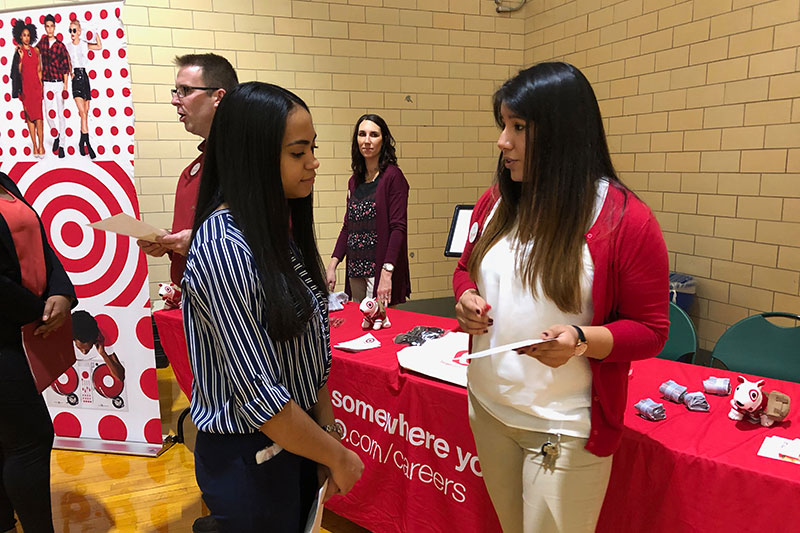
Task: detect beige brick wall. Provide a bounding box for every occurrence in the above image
[523,0,800,349]
[16,1,796,350]
[115,0,525,303]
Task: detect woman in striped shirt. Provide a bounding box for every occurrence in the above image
[182,82,364,532]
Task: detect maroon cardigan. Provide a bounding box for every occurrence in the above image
[332,164,411,305]
[454,183,669,457]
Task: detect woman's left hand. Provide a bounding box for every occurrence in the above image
[34,294,72,338]
[317,464,339,503]
[515,324,579,368]
[376,270,392,307]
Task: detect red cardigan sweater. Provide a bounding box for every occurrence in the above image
[453,183,669,457]
[332,164,411,305]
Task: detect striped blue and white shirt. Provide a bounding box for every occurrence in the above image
[182,209,330,434]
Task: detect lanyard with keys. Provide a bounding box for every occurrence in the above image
[540,433,561,469]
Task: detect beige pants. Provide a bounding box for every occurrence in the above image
[468,391,612,533]
[349,277,374,303]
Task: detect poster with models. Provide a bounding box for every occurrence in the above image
[0,1,163,455]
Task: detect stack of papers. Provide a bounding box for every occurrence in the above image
[757,436,800,464]
[334,333,381,352]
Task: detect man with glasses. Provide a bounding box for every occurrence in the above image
[38,14,71,158]
[137,54,238,286]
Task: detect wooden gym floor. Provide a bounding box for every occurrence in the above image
[49,367,369,532]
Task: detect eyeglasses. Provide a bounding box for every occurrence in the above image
[69,28,77,34]
[170,85,220,98]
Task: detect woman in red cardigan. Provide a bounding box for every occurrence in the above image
[453,63,669,533]
[327,114,410,307]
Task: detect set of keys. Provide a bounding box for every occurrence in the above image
[540,433,561,469]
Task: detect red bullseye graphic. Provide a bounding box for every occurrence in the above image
[60,221,83,247]
[51,367,79,395]
[453,350,469,367]
[93,364,124,398]
[6,163,147,306]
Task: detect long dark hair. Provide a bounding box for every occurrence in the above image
[192,82,326,342]
[468,62,626,313]
[350,114,397,184]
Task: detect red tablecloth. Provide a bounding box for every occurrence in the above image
[154,305,800,532]
[597,358,800,533]
[323,304,500,533]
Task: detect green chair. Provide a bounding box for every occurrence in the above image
[710,312,800,383]
[657,301,698,363]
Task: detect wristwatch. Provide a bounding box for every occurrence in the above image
[572,325,588,356]
[322,422,344,440]
[382,263,394,273]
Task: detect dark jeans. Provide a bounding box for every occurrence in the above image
[0,346,55,533]
[194,431,317,533]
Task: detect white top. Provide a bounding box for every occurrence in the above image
[468,179,609,438]
[65,38,89,69]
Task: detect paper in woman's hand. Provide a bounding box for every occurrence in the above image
[88,213,168,242]
[456,338,557,362]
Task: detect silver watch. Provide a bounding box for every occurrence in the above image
[382,263,394,272]
[322,422,344,440]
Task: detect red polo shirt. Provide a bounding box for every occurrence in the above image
[169,142,205,285]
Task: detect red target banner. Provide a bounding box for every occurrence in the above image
[0,2,162,454]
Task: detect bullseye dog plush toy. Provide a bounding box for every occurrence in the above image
[360,297,391,330]
[158,282,182,310]
[728,376,790,427]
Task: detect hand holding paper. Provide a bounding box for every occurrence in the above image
[89,213,168,242]
[456,338,556,362]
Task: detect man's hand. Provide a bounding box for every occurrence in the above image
[33,295,72,338]
[137,239,169,257]
[157,229,192,257]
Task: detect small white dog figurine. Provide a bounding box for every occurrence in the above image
[158,282,182,310]
[360,297,391,330]
[729,376,790,427]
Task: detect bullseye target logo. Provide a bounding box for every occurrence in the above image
[1,2,162,448]
[7,159,147,307]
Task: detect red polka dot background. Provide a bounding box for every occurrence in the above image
[0,4,134,163]
[0,3,161,448]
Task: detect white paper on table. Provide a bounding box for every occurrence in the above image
[334,333,381,352]
[397,332,469,387]
[779,438,800,460]
[303,479,328,533]
[455,338,557,362]
[757,436,800,465]
[88,213,168,242]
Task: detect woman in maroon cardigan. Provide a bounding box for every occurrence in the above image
[327,114,410,306]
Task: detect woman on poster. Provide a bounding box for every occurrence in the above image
[65,18,101,159]
[0,171,76,533]
[453,62,669,533]
[11,20,45,158]
[183,82,363,531]
[326,114,411,306]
